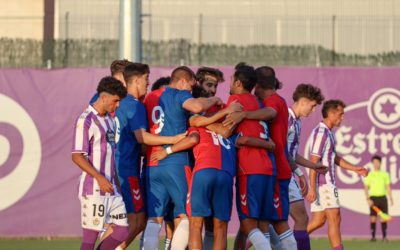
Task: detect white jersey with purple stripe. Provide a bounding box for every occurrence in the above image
[309,122,337,186]
[287,108,301,160]
[72,105,117,197]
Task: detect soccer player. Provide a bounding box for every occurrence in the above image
[286,84,326,250]
[114,63,185,249]
[225,66,297,249]
[143,66,223,250]
[90,59,131,104]
[150,125,274,250]
[364,155,393,242]
[71,76,128,250]
[306,99,369,250]
[151,76,171,91]
[223,64,276,250]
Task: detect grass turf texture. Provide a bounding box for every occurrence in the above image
[0,238,399,250]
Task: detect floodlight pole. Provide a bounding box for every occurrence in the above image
[119,0,142,62]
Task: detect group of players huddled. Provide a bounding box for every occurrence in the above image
[72,60,369,250]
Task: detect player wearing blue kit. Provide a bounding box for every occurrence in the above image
[143,66,223,250]
[114,63,185,249]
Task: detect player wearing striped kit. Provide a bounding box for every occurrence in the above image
[72,76,128,250]
[307,100,368,250]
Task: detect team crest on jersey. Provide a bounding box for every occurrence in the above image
[106,129,115,146]
[93,218,100,226]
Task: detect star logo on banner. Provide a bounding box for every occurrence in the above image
[367,88,400,129]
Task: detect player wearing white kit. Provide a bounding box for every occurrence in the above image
[307,99,368,250]
[286,84,326,250]
[72,76,129,250]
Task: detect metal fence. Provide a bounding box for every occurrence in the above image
[2,37,400,68]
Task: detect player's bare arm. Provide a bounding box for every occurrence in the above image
[236,136,275,152]
[189,100,243,127]
[72,153,114,193]
[222,107,277,128]
[150,132,200,162]
[334,155,368,176]
[295,153,328,174]
[289,155,309,196]
[306,154,321,202]
[134,129,187,146]
[183,96,223,114]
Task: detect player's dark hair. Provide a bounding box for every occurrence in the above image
[255,66,283,90]
[151,76,171,91]
[170,66,195,83]
[233,63,256,92]
[293,84,325,104]
[196,67,224,84]
[97,76,127,99]
[322,99,346,118]
[371,155,382,163]
[110,59,131,76]
[123,63,150,84]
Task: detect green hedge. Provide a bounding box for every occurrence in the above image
[1,37,399,68]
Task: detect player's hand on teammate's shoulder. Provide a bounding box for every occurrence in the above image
[173,131,188,144]
[211,96,224,106]
[96,174,114,193]
[355,167,369,177]
[225,100,243,114]
[151,148,168,162]
[315,163,328,175]
[223,111,245,129]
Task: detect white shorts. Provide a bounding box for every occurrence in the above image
[310,184,340,212]
[80,195,128,231]
[288,175,303,203]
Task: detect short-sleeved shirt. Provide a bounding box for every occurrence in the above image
[189,127,238,177]
[263,93,291,179]
[144,87,193,167]
[309,122,336,186]
[72,105,117,196]
[227,93,275,176]
[287,108,301,160]
[364,170,390,197]
[114,95,148,177]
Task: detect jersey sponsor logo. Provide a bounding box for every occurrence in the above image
[304,88,400,215]
[111,213,127,220]
[151,106,165,134]
[0,94,41,211]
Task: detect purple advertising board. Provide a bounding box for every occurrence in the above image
[0,67,399,237]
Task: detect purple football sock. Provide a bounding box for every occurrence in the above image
[81,229,99,250]
[293,230,311,250]
[96,225,129,250]
[332,243,344,250]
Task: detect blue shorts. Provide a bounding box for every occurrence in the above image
[145,164,191,218]
[236,174,275,221]
[119,175,145,214]
[271,178,290,221]
[188,168,234,222]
